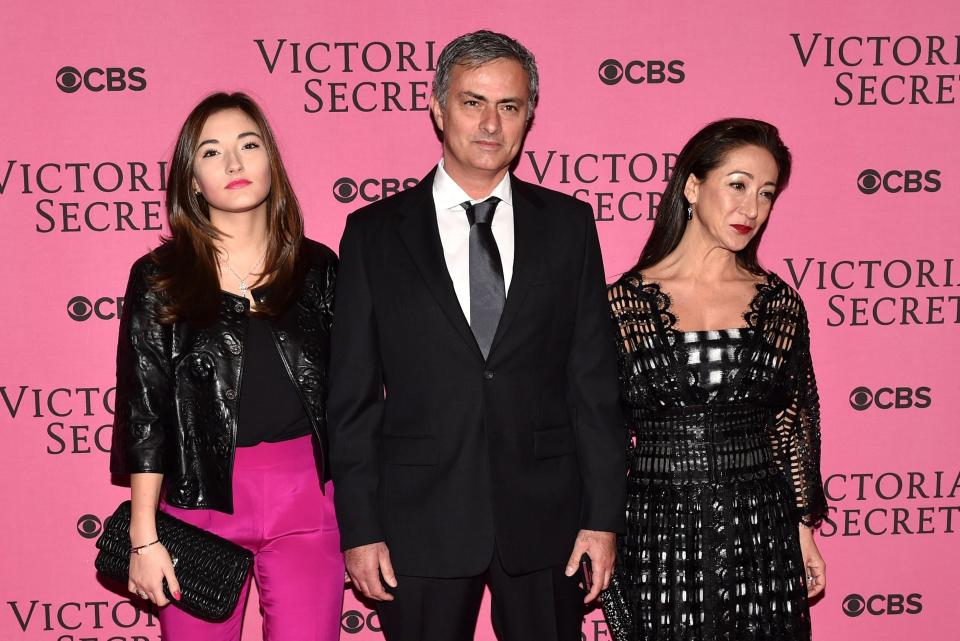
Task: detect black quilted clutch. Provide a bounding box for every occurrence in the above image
[95,501,254,621]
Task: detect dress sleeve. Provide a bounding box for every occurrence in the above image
[607,281,640,451]
[770,299,828,527]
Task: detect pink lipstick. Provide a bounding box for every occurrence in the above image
[226,179,251,189]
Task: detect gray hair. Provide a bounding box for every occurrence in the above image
[432,30,539,121]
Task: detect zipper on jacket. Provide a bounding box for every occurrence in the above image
[270,327,326,486]
[226,305,248,515]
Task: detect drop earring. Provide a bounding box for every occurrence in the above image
[686,205,693,221]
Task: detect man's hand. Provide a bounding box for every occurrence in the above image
[564,529,615,604]
[345,542,397,601]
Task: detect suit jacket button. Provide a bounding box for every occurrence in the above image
[483,370,495,381]
[277,331,288,341]
[225,388,237,400]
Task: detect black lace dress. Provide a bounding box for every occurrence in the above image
[601,272,827,641]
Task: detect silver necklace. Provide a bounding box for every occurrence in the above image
[220,249,266,292]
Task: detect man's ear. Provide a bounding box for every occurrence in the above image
[429,95,444,132]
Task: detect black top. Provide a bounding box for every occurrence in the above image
[678,327,751,400]
[607,272,826,524]
[237,315,312,447]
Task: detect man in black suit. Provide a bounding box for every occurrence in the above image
[328,30,625,641]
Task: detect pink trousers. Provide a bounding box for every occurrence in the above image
[159,435,344,641]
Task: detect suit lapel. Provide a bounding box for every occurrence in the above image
[397,169,484,360]
[487,175,546,358]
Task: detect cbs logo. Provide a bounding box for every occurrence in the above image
[77,514,103,539]
[598,58,685,85]
[56,66,147,94]
[849,386,931,411]
[67,296,125,322]
[332,177,419,204]
[341,609,381,634]
[842,593,922,617]
[857,169,941,194]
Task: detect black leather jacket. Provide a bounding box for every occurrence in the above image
[109,239,337,513]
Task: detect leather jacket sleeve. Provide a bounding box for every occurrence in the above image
[110,256,173,475]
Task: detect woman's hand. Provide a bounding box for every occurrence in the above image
[798,525,826,598]
[128,541,181,607]
[128,473,177,605]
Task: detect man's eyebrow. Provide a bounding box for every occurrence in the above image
[459,91,524,105]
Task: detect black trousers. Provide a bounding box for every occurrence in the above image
[377,549,585,641]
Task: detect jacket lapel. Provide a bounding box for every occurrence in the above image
[487,175,545,359]
[397,168,484,361]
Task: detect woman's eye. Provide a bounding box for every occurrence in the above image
[242,142,260,150]
[730,182,745,190]
[201,149,218,158]
[761,191,775,200]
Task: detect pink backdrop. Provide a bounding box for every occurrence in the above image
[2,1,958,639]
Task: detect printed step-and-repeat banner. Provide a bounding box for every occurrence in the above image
[1,1,957,639]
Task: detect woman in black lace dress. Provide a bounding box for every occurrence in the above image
[602,118,827,641]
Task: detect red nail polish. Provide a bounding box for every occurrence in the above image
[173,591,181,600]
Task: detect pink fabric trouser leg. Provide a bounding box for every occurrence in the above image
[158,435,344,641]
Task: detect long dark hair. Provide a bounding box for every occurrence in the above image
[152,92,304,324]
[632,118,792,276]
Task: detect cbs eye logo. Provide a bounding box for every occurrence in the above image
[333,178,359,204]
[56,67,84,93]
[843,593,922,617]
[598,58,685,85]
[857,169,941,194]
[332,177,419,204]
[849,386,931,411]
[77,514,103,539]
[842,594,866,617]
[67,296,124,322]
[340,609,381,634]
[56,66,147,93]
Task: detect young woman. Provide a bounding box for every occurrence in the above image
[109,92,342,640]
[603,118,827,641]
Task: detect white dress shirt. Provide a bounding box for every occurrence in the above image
[432,159,515,325]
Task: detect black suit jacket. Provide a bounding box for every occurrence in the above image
[328,169,625,577]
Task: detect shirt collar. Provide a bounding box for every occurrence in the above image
[433,158,513,211]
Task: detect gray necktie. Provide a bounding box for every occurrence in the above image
[461,196,504,359]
